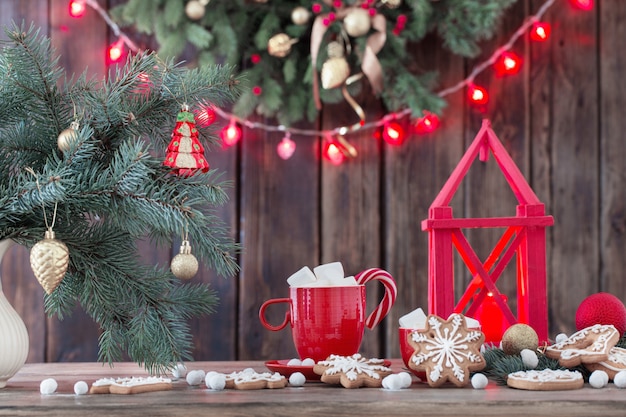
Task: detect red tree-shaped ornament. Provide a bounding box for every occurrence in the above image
[164,105,209,176]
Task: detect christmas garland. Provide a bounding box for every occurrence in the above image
[110,0,517,127]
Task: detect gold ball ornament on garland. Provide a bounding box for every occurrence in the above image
[57,120,80,152]
[30,228,69,294]
[170,240,199,280]
[381,0,402,8]
[267,33,297,58]
[185,0,210,21]
[501,323,539,355]
[343,8,371,37]
[320,41,350,89]
[291,6,311,25]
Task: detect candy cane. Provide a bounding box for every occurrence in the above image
[355,268,397,329]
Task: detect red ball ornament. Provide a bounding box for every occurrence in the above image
[575,292,626,335]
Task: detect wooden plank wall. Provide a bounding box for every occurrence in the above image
[1,0,625,363]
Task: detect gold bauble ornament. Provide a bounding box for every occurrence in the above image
[321,57,350,89]
[267,33,297,58]
[185,0,209,20]
[501,323,539,355]
[30,229,69,294]
[57,120,79,151]
[343,8,371,37]
[170,240,199,280]
[291,6,311,25]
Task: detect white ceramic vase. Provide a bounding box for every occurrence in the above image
[0,239,29,388]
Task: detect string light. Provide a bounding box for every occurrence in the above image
[324,140,345,165]
[530,22,551,42]
[382,121,405,146]
[69,0,87,18]
[77,0,567,161]
[220,120,242,147]
[494,51,522,76]
[571,0,593,11]
[107,40,124,63]
[277,134,296,160]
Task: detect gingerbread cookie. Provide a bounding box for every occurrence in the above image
[313,353,392,388]
[585,346,626,380]
[108,376,172,395]
[544,324,620,368]
[407,314,485,387]
[89,377,129,394]
[224,368,287,390]
[506,369,584,391]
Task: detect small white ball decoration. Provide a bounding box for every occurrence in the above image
[171,362,188,379]
[287,358,302,366]
[291,6,311,25]
[471,373,489,389]
[185,0,206,20]
[343,8,371,37]
[520,349,539,369]
[382,374,403,390]
[555,333,569,344]
[207,373,226,390]
[74,381,88,395]
[186,369,206,386]
[397,372,412,388]
[40,378,58,395]
[301,358,315,366]
[589,370,609,388]
[289,372,306,387]
[614,370,626,388]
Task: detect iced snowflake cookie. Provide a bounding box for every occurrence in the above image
[506,369,584,391]
[224,368,287,390]
[544,324,620,368]
[585,346,626,380]
[313,353,393,388]
[407,314,485,387]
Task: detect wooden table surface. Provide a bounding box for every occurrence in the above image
[1,360,625,416]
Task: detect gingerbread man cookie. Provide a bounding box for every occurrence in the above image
[544,324,620,368]
[507,369,584,391]
[224,368,287,390]
[407,313,485,387]
[313,353,393,388]
[585,346,626,380]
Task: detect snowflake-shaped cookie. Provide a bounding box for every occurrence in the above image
[313,353,393,388]
[407,314,485,387]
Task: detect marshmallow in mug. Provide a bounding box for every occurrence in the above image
[286,262,358,287]
[399,308,480,329]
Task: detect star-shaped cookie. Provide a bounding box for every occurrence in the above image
[407,313,485,387]
[313,353,393,388]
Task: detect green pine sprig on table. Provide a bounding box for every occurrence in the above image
[0,23,243,374]
[110,0,517,127]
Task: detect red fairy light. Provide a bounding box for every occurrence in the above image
[530,22,551,42]
[494,51,522,76]
[571,0,593,11]
[414,112,440,134]
[220,121,242,147]
[382,121,405,146]
[324,142,345,165]
[468,85,489,106]
[108,40,124,63]
[69,0,86,18]
[277,135,296,160]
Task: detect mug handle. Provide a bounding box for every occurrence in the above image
[355,268,398,330]
[259,298,291,331]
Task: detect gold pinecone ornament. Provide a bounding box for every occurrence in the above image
[170,240,199,280]
[30,228,69,294]
[321,41,350,89]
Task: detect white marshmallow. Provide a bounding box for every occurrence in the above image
[74,381,88,395]
[397,372,412,388]
[614,370,626,388]
[341,276,358,286]
[287,358,302,366]
[520,349,539,369]
[313,262,344,285]
[300,358,315,366]
[287,266,317,287]
[382,374,403,390]
[40,378,58,395]
[398,308,427,329]
[171,363,187,379]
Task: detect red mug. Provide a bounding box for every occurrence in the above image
[259,268,397,362]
